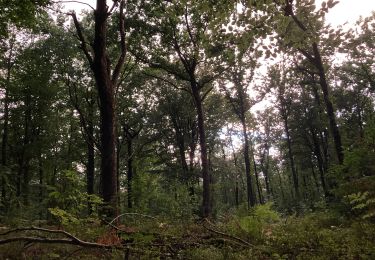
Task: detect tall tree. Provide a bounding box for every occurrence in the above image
[128,0,234,217]
[273,0,344,164]
[69,0,127,217]
[220,51,257,207]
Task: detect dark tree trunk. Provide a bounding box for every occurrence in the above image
[312,43,344,165]
[283,115,299,199]
[312,84,330,171]
[282,3,344,165]
[126,138,133,209]
[235,180,239,207]
[191,82,211,217]
[92,0,118,217]
[276,167,285,202]
[86,109,95,214]
[253,153,263,204]
[310,163,320,193]
[171,116,189,177]
[71,0,127,218]
[188,122,197,196]
[19,93,32,205]
[241,119,256,207]
[1,39,13,204]
[1,82,9,203]
[310,127,329,198]
[259,142,271,201]
[86,106,95,196]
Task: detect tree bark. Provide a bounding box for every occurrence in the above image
[282,2,344,165]
[126,138,133,209]
[86,105,95,214]
[71,0,128,218]
[241,119,256,207]
[310,127,329,198]
[283,114,299,200]
[1,38,13,204]
[92,0,118,217]
[191,81,211,217]
[252,153,263,204]
[312,43,344,164]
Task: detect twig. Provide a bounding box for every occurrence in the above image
[56,0,95,10]
[202,219,253,247]
[109,213,157,225]
[0,226,122,249]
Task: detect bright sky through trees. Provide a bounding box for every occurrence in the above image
[62,0,375,28]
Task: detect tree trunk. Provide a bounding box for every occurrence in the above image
[241,119,256,208]
[191,82,211,217]
[253,154,263,204]
[283,3,344,165]
[86,105,95,196]
[126,138,133,209]
[311,83,330,171]
[20,93,32,205]
[312,43,344,165]
[93,0,118,217]
[283,115,299,200]
[1,39,13,204]
[276,167,285,202]
[310,127,329,198]
[86,108,95,214]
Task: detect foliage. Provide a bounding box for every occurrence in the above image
[47,170,102,226]
[225,203,280,242]
[269,212,375,259]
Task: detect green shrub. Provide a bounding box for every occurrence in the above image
[225,203,280,242]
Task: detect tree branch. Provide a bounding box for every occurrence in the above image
[56,0,95,10]
[202,219,253,247]
[111,0,127,87]
[143,71,191,94]
[0,226,123,249]
[69,12,94,67]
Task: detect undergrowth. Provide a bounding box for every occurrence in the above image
[1,203,374,259]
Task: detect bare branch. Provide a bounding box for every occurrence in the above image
[184,6,196,47]
[202,219,253,247]
[201,86,213,102]
[69,12,94,67]
[143,71,191,94]
[109,213,157,225]
[108,0,119,15]
[111,0,127,87]
[171,25,191,74]
[297,48,316,64]
[55,0,95,10]
[0,226,122,249]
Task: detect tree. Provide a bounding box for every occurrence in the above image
[69,0,128,217]
[128,0,235,217]
[220,50,257,207]
[273,0,344,164]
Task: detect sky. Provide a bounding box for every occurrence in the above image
[62,0,375,28]
[319,0,375,26]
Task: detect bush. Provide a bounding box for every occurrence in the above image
[225,203,280,242]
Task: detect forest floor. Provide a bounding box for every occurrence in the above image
[1,208,375,260]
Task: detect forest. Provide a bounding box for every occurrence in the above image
[0,0,374,259]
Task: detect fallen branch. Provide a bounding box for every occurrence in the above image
[202,219,253,247]
[0,236,121,249]
[109,213,157,225]
[0,226,123,249]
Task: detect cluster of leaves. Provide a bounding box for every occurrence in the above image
[47,170,103,226]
